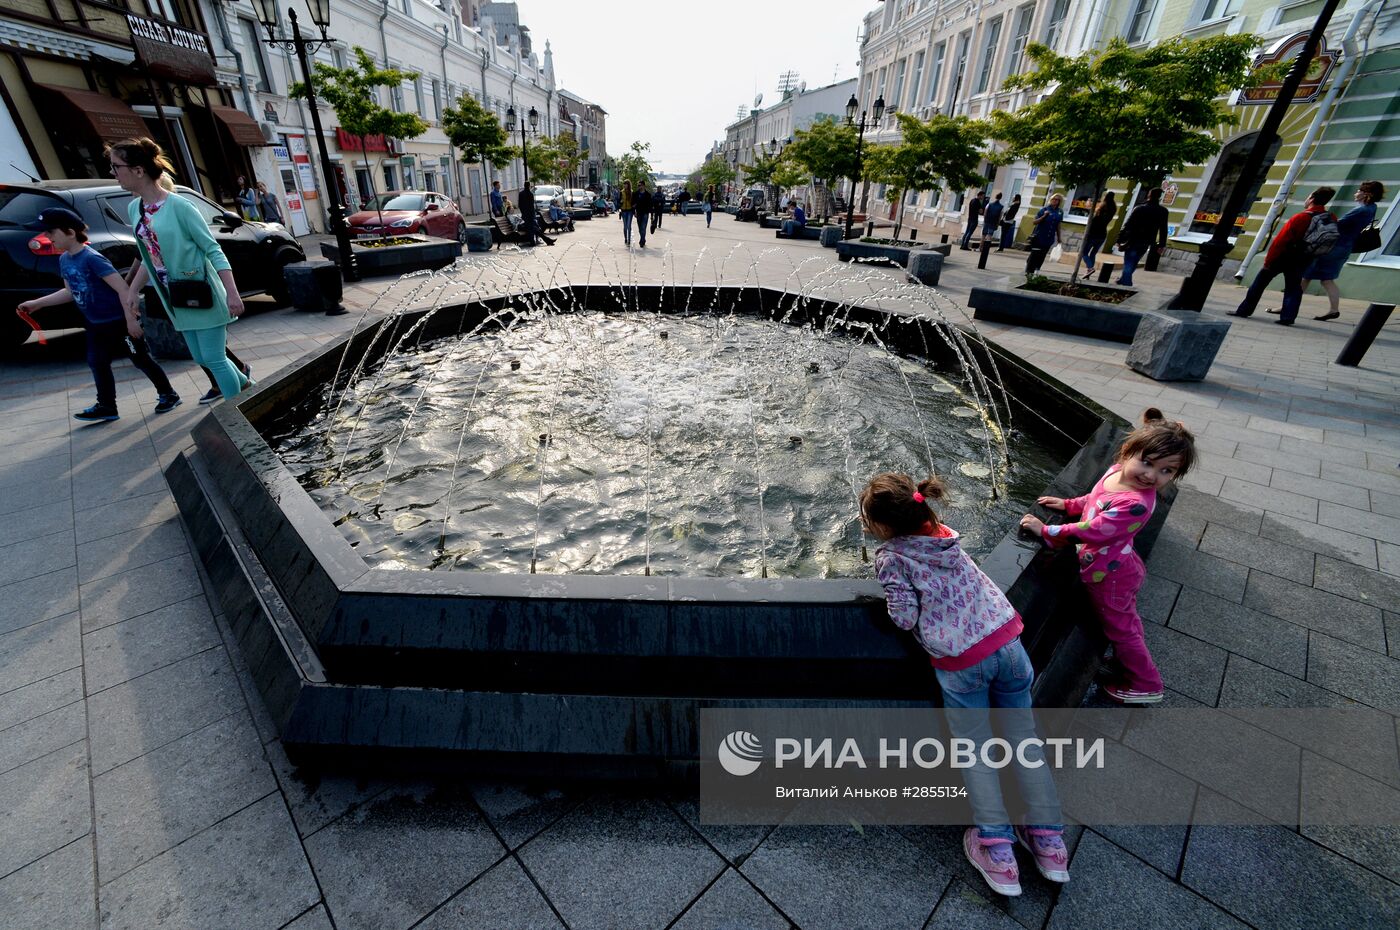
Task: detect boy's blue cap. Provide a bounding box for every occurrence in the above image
[36,206,86,230]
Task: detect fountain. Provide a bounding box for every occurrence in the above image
[166,248,1173,774]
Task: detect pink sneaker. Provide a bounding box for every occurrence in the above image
[963,828,1022,897]
[1103,683,1164,704]
[1015,825,1070,882]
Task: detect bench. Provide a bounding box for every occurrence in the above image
[774,225,823,241]
[491,215,529,247]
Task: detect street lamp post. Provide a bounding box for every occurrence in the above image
[505,104,540,189]
[252,0,358,282]
[843,93,884,241]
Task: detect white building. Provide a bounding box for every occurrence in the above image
[200,0,558,232]
[720,77,857,192]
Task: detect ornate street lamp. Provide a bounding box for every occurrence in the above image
[843,93,884,240]
[504,104,540,188]
[253,0,357,282]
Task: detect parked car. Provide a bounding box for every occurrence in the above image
[1,180,306,352]
[561,188,592,209]
[533,185,564,204]
[346,191,468,243]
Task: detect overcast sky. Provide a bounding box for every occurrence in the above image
[517,0,871,173]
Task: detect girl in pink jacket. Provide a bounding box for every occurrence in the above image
[1020,408,1197,705]
[864,473,1068,898]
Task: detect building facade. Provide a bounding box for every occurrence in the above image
[558,89,607,189]
[720,77,857,194]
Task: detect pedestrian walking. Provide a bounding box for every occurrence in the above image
[1082,192,1116,274]
[635,182,653,248]
[1024,194,1063,276]
[518,183,537,246]
[1114,188,1169,286]
[619,179,635,246]
[256,181,283,225]
[960,189,986,250]
[113,137,251,403]
[235,176,261,221]
[651,187,664,234]
[703,185,716,228]
[1296,180,1383,321]
[17,206,180,422]
[678,187,691,217]
[998,194,1021,251]
[1230,187,1337,325]
[982,193,1005,244]
[490,180,504,217]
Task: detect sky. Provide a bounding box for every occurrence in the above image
[515,0,872,174]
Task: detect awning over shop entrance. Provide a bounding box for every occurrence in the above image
[35,84,147,141]
[208,105,268,146]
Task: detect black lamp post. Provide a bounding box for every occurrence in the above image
[252,0,358,281]
[504,104,540,189]
[843,92,884,241]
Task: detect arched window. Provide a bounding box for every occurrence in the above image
[1189,132,1282,235]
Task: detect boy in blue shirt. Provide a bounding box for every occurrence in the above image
[17,207,180,422]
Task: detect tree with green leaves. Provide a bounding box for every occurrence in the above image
[524,134,587,187]
[864,113,987,240]
[772,159,811,214]
[290,46,428,230]
[990,35,1263,279]
[739,149,786,214]
[614,141,654,187]
[696,154,735,200]
[785,117,861,221]
[441,91,511,209]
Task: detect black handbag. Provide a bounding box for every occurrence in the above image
[1352,224,1381,254]
[168,276,214,310]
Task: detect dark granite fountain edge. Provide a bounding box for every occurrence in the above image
[166,283,1174,765]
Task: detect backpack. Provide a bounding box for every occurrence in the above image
[1299,212,1339,257]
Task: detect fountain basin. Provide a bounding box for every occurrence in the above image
[166,284,1173,773]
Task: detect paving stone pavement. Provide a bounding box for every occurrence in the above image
[2,216,1397,929]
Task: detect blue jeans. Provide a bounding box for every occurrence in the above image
[182,325,247,401]
[1083,234,1106,270]
[1236,262,1303,321]
[936,638,1064,841]
[621,209,633,244]
[999,221,1015,250]
[960,220,979,249]
[703,203,712,227]
[637,212,648,246]
[782,220,805,236]
[1117,245,1146,285]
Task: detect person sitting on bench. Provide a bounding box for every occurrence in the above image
[781,201,807,237]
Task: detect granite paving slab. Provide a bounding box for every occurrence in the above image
[670,867,792,930]
[1091,824,1190,878]
[280,904,335,930]
[70,463,168,514]
[742,823,950,930]
[0,742,90,879]
[1047,832,1246,930]
[518,795,724,930]
[81,598,221,695]
[0,499,75,550]
[1305,631,1400,713]
[97,793,319,930]
[0,699,85,777]
[1312,554,1400,608]
[0,528,76,589]
[303,782,505,930]
[1298,752,1400,885]
[73,490,178,545]
[1145,539,1248,602]
[1258,513,1379,570]
[0,668,82,732]
[1182,791,1400,930]
[0,566,79,634]
[1135,574,1180,625]
[468,781,587,851]
[1141,623,1226,705]
[1242,570,1386,651]
[0,838,95,930]
[1219,476,1318,522]
[77,554,206,633]
[1197,523,1314,584]
[85,646,244,775]
[415,857,566,930]
[0,452,70,492]
[93,713,276,882]
[0,612,81,696]
[1320,500,1400,546]
[74,518,189,585]
[671,797,775,865]
[925,880,1026,930]
[264,739,393,839]
[1167,588,1308,677]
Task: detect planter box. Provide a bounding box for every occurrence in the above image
[968,281,1147,343]
[836,240,929,266]
[774,225,823,241]
[320,234,462,277]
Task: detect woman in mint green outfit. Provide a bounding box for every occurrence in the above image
[112,138,250,401]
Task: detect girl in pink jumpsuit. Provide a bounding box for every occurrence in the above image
[1020,409,1196,704]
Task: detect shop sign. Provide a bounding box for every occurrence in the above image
[336,129,392,152]
[1239,34,1338,105]
[272,144,291,163]
[287,134,317,201]
[400,155,416,167]
[126,13,216,85]
[1193,210,1247,232]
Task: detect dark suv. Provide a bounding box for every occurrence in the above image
[1,180,306,351]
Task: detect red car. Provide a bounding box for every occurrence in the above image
[346,190,468,242]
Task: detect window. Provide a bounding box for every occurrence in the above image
[947,31,971,113]
[240,19,271,93]
[1125,0,1157,43]
[432,79,442,122]
[890,59,907,115]
[927,42,946,107]
[383,164,397,190]
[1190,132,1282,235]
[148,0,181,23]
[1193,0,1240,23]
[332,47,345,69]
[1067,181,1098,219]
[909,51,925,110]
[414,78,425,116]
[1005,5,1034,78]
[355,167,372,202]
[975,17,1003,94]
[424,172,437,192]
[1043,0,1071,49]
[391,80,405,113]
[876,67,888,102]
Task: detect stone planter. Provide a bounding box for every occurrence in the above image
[1127,309,1231,381]
[320,234,462,277]
[907,251,945,286]
[835,240,928,266]
[463,226,494,253]
[283,260,344,313]
[967,281,1148,343]
[819,226,845,248]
